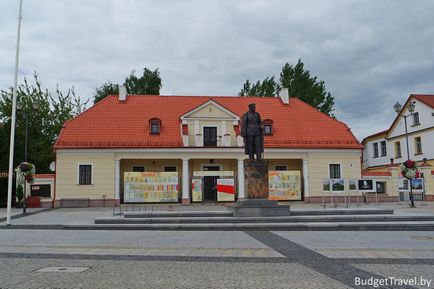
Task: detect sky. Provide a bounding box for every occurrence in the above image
[1,0,433,140]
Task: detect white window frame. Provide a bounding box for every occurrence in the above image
[202,125,220,147]
[414,136,423,154]
[328,163,342,179]
[395,141,402,159]
[131,165,146,172]
[380,141,387,157]
[373,142,379,158]
[77,163,93,185]
[412,112,420,126]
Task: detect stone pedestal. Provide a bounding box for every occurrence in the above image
[244,160,268,199]
[233,160,290,217]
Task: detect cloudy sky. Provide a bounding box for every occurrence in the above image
[1,0,433,140]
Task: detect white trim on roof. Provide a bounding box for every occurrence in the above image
[180,99,240,121]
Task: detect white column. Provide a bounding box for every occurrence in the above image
[115,159,120,203]
[303,158,309,198]
[237,158,246,199]
[182,158,190,204]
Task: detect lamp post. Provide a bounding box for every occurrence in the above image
[394,101,416,208]
[16,100,39,213]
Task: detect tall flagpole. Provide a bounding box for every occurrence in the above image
[6,0,24,225]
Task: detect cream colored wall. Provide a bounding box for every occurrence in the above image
[56,151,115,200]
[307,151,362,197]
[186,119,237,146]
[188,103,233,118]
[56,149,362,200]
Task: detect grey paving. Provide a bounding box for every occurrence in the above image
[274,231,434,259]
[0,258,351,289]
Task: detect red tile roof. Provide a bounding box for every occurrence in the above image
[412,94,434,109]
[362,171,392,177]
[54,95,362,150]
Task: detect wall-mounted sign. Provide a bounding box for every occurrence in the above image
[193,171,234,177]
[192,178,203,202]
[331,179,345,193]
[217,178,235,202]
[124,172,179,203]
[398,177,409,192]
[358,179,374,192]
[268,171,301,200]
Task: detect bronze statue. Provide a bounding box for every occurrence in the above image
[241,103,264,160]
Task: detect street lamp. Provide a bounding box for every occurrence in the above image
[16,100,39,213]
[394,100,416,208]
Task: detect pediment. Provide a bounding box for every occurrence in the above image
[181,100,239,120]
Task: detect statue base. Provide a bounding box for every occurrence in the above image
[233,199,290,217]
[233,159,290,217]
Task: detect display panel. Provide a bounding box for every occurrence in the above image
[192,178,203,202]
[217,178,235,202]
[331,179,345,193]
[268,171,301,200]
[124,172,179,203]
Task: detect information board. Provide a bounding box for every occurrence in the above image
[268,171,301,201]
[192,178,203,202]
[124,172,179,203]
[217,178,235,202]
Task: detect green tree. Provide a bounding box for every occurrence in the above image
[0,73,87,173]
[239,59,335,115]
[93,68,162,104]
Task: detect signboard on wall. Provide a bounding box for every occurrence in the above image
[192,178,203,202]
[268,171,301,201]
[217,178,235,202]
[124,172,179,203]
[193,171,234,177]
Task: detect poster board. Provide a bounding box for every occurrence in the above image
[331,179,345,193]
[124,172,179,203]
[268,171,301,201]
[322,179,330,192]
[348,179,358,191]
[411,178,424,193]
[193,171,234,177]
[217,178,235,202]
[192,178,203,202]
[358,179,374,192]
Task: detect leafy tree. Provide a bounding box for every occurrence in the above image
[238,77,277,97]
[239,59,335,115]
[94,68,162,104]
[0,73,87,173]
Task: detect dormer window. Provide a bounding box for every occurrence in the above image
[263,119,273,135]
[149,118,161,135]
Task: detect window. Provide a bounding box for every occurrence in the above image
[380,141,387,157]
[78,164,92,185]
[149,118,161,134]
[264,125,272,135]
[275,165,287,171]
[415,137,422,154]
[263,119,273,135]
[329,164,341,179]
[373,143,379,158]
[164,166,177,172]
[203,127,217,147]
[395,142,402,158]
[132,166,145,172]
[412,112,420,126]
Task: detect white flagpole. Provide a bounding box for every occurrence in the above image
[6,0,24,226]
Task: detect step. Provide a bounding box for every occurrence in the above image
[290,209,394,216]
[123,211,233,218]
[67,221,434,231]
[94,215,434,224]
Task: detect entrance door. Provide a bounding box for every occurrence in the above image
[203,127,217,147]
[203,166,219,201]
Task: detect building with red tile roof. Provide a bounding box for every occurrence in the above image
[54,91,364,206]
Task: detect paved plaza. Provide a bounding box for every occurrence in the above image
[0,205,433,288]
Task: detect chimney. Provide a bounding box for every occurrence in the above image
[278,88,289,104]
[119,85,127,102]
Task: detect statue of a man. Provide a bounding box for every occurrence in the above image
[241,103,264,160]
